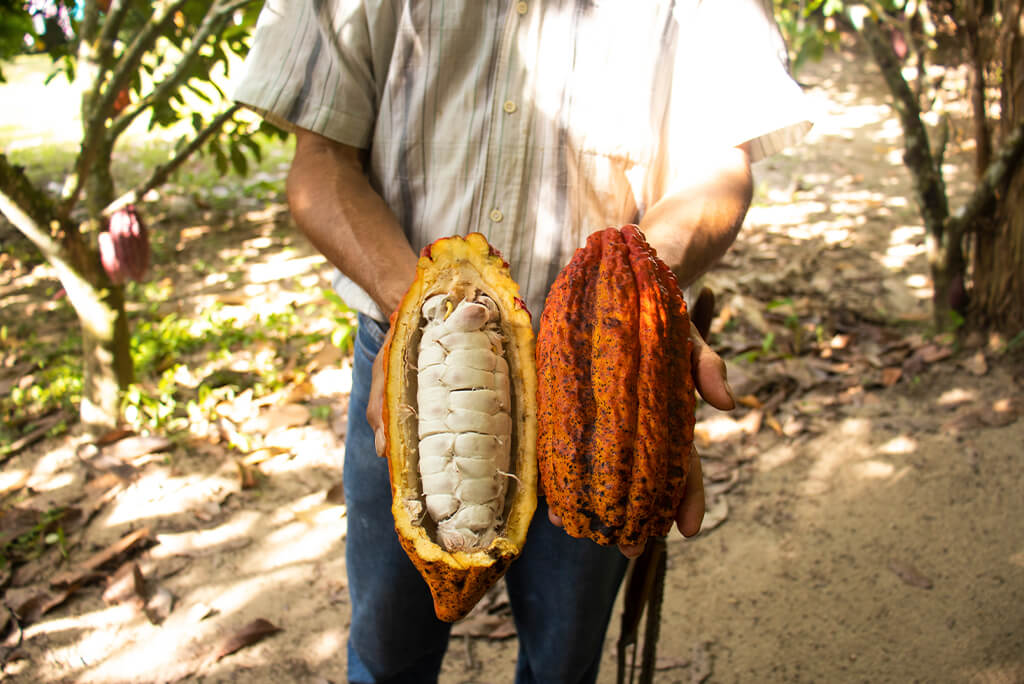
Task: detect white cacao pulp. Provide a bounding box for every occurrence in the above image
[417,292,512,552]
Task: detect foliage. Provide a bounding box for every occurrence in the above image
[2,282,357,447]
[774,0,845,76]
[0,0,290,430]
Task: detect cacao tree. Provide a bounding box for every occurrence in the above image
[0,0,280,431]
[849,0,1024,332]
[783,0,1024,332]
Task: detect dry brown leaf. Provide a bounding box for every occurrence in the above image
[102,561,145,605]
[736,394,762,409]
[214,618,283,661]
[103,435,173,463]
[145,586,175,625]
[881,367,902,387]
[93,427,136,447]
[918,344,953,364]
[12,586,75,625]
[236,460,262,489]
[51,526,151,588]
[962,351,988,376]
[242,446,289,466]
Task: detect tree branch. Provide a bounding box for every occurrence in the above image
[59,0,190,219]
[0,154,62,263]
[108,0,257,139]
[96,0,132,71]
[858,13,950,236]
[945,116,1024,244]
[103,104,242,215]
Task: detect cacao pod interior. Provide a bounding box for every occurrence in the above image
[383,233,537,622]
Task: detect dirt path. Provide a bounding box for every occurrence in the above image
[2,43,1023,684]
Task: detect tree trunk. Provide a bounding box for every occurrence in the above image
[79,285,133,431]
[63,213,134,432]
[971,0,1024,331]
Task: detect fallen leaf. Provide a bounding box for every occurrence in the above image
[242,446,289,466]
[12,586,75,625]
[881,367,902,387]
[102,561,145,605]
[103,435,173,462]
[51,526,151,588]
[94,427,136,447]
[736,394,762,409]
[145,586,175,624]
[962,351,988,376]
[918,344,953,364]
[214,618,283,661]
[236,460,262,489]
[889,560,933,589]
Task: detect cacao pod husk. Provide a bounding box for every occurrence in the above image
[97,230,124,284]
[382,232,537,622]
[536,225,696,548]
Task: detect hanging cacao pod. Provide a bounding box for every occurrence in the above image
[382,232,538,622]
[536,225,696,548]
[99,205,150,284]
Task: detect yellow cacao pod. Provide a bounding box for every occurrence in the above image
[382,233,538,622]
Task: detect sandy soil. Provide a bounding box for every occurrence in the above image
[2,43,1023,684]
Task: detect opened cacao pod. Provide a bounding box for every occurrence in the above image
[382,233,538,622]
[536,225,696,548]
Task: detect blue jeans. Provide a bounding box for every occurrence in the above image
[345,315,629,684]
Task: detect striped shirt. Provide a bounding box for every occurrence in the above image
[233,0,812,322]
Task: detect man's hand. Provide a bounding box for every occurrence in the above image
[368,323,394,458]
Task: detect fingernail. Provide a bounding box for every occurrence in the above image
[724,379,737,408]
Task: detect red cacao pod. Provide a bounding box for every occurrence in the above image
[103,205,150,283]
[536,225,696,548]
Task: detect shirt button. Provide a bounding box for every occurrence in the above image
[503,100,517,114]
[516,2,528,14]
[489,209,504,223]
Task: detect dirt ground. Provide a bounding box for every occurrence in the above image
[2,44,1023,684]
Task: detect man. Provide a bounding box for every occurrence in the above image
[234,2,810,682]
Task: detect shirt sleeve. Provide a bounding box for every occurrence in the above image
[231,0,385,149]
[666,0,814,164]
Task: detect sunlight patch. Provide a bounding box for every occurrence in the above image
[851,459,896,479]
[878,435,918,455]
[937,387,976,407]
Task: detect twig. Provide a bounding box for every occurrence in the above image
[103,104,241,216]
